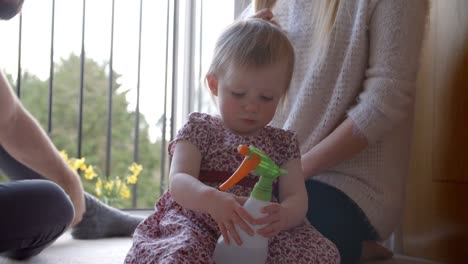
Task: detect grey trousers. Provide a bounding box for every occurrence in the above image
[0,146,74,260]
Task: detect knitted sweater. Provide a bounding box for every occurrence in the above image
[252,0,428,239]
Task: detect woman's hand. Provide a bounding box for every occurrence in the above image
[252,8,273,20]
[255,202,288,238]
[251,8,278,26]
[208,192,256,246]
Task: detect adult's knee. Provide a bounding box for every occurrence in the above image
[1,180,74,236]
[305,180,365,264]
[0,180,74,259]
[29,180,75,226]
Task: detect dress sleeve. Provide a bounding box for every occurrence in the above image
[275,129,301,165]
[168,113,211,158]
[347,0,428,143]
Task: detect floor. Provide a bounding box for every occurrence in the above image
[0,232,132,264]
[0,232,443,264]
[0,210,442,264]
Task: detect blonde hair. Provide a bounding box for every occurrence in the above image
[253,0,340,63]
[207,18,295,94]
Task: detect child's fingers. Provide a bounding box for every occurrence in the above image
[255,204,280,224]
[257,221,281,238]
[261,203,280,214]
[255,214,276,225]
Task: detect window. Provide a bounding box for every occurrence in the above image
[0,0,243,208]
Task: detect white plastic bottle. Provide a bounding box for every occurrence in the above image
[213,145,287,264]
[213,198,270,264]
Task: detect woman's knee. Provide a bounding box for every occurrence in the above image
[305,180,367,264]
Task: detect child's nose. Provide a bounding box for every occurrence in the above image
[244,101,259,113]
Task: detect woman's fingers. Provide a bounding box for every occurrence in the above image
[251,8,279,26]
[252,8,273,20]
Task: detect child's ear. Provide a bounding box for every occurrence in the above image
[206,74,218,96]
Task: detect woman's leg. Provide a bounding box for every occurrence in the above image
[0,180,74,260]
[0,145,144,239]
[306,179,378,264]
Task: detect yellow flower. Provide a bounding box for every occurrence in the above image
[120,183,131,199]
[126,163,142,185]
[84,165,97,180]
[96,179,103,188]
[70,161,79,171]
[115,178,122,189]
[128,163,143,176]
[71,158,86,171]
[78,158,87,171]
[60,149,141,206]
[94,179,103,197]
[126,175,138,185]
[59,151,68,161]
[104,179,114,191]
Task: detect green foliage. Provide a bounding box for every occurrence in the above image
[12,54,168,208]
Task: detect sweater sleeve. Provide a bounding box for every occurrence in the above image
[347,0,428,143]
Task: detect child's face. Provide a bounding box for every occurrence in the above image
[207,62,288,137]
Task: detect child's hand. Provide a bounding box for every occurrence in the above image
[209,192,256,246]
[255,202,288,238]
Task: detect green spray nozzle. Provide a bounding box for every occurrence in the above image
[219,145,287,202]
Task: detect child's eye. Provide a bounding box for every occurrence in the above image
[260,95,273,102]
[231,92,245,97]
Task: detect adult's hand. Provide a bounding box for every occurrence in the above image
[60,173,86,227]
[251,8,278,26]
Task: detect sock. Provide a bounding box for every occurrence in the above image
[71,193,145,239]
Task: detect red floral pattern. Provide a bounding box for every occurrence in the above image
[125,113,340,263]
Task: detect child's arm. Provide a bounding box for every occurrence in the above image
[169,140,256,245]
[278,157,308,227]
[256,157,307,237]
[168,140,210,212]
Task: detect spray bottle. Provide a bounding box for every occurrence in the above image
[213,144,287,264]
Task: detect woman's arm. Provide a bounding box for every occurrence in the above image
[278,157,308,228]
[302,118,367,178]
[303,0,428,178]
[0,71,85,226]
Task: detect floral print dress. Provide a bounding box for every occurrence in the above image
[125,113,340,264]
